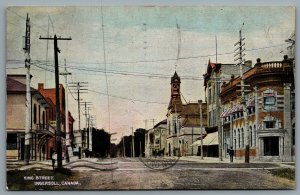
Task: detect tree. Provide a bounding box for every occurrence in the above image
[92,128,110,158]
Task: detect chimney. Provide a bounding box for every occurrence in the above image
[38,83,44,90]
[245,60,252,68]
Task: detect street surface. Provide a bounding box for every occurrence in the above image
[7,157,295,190]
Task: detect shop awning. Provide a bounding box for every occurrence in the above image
[191,131,218,146]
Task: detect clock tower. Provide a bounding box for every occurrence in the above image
[168,71,183,112]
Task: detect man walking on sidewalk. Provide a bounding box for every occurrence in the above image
[51,148,57,170]
[229,147,234,163]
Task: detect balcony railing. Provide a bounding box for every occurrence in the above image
[260,61,282,69]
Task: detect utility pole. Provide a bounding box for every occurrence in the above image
[23,13,31,165]
[60,59,71,163]
[198,100,203,160]
[132,127,135,158]
[122,133,125,157]
[150,119,156,127]
[216,76,223,161]
[39,35,72,168]
[81,101,93,150]
[88,115,95,151]
[68,82,88,159]
[234,23,251,163]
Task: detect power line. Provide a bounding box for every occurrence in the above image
[88,89,168,105]
[7,42,288,67]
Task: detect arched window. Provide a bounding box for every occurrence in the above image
[237,129,240,148]
[233,130,236,150]
[250,126,253,147]
[174,120,177,134]
[241,128,244,147]
[253,125,256,146]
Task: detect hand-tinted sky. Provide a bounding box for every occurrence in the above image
[6,6,295,143]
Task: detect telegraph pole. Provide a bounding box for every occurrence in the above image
[60,59,71,163]
[23,13,31,165]
[150,119,156,127]
[39,35,71,168]
[198,100,203,160]
[68,82,88,159]
[132,127,135,158]
[216,76,223,161]
[234,23,250,163]
[87,115,95,151]
[122,133,125,157]
[82,102,93,150]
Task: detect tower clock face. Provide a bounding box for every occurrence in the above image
[172,83,179,93]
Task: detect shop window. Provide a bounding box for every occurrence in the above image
[7,133,17,150]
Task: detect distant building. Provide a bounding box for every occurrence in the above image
[145,119,167,157]
[6,75,55,161]
[220,56,295,161]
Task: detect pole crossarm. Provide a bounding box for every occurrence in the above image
[39,34,71,167]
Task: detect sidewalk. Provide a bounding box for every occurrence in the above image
[7,157,118,171]
[178,155,295,168]
[179,156,244,163]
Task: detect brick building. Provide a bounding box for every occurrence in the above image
[220,56,295,161]
[38,83,75,158]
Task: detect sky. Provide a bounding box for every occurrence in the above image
[6,6,295,143]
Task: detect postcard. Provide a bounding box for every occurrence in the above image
[6,6,295,190]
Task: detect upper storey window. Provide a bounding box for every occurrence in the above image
[263,89,276,110]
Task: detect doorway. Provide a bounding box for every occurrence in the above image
[263,137,279,156]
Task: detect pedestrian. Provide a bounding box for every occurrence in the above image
[51,149,57,170]
[229,147,234,163]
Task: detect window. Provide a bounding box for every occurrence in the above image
[38,105,41,124]
[263,89,276,110]
[253,125,256,146]
[237,129,240,148]
[208,88,212,103]
[33,104,37,124]
[264,121,276,129]
[7,133,17,150]
[241,128,244,147]
[264,96,276,106]
[213,110,216,125]
[42,111,46,128]
[292,124,295,145]
[174,120,177,134]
